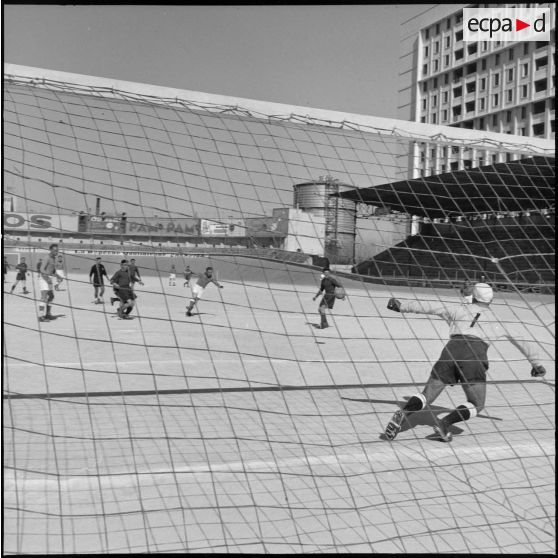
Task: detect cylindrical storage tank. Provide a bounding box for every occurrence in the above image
[294,180,357,264]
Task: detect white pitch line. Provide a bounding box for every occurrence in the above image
[3,440,554,492]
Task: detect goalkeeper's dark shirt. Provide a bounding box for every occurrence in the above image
[318,276,341,295]
[110,269,132,288]
[89,263,108,284]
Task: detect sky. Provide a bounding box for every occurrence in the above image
[3,4,428,119]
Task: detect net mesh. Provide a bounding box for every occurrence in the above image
[3,70,555,554]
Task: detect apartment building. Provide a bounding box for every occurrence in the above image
[398,3,555,177]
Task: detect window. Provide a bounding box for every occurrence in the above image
[479,97,485,110]
[434,41,439,54]
[466,81,476,93]
[481,59,487,70]
[506,89,513,103]
[519,127,526,136]
[446,18,451,30]
[422,98,427,110]
[434,59,439,71]
[443,90,449,103]
[455,30,463,42]
[433,77,438,88]
[421,116,426,123]
[533,100,546,114]
[452,105,462,117]
[492,93,499,107]
[466,101,475,113]
[508,48,514,61]
[507,68,514,82]
[521,63,529,77]
[423,64,428,75]
[424,45,429,57]
[493,73,500,87]
[479,117,485,128]
[423,82,428,92]
[453,67,463,81]
[432,95,437,108]
[455,48,464,61]
[521,84,528,98]
[425,29,429,40]
[533,122,545,136]
[432,113,437,124]
[436,23,440,35]
[495,53,500,65]
[468,43,478,55]
[481,41,488,52]
[453,86,462,98]
[450,161,459,171]
[445,36,450,48]
[442,109,448,121]
[480,77,486,91]
[535,41,546,49]
[523,43,529,56]
[535,56,548,70]
[534,78,547,92]
[506,110,512,123]
[521,106,527,119]
[444,73,449,85]
[456,13,462,24]
[466,62,476,75]
[444,54,450,67]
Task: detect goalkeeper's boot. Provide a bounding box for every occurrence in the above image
[433,418,453,442]
[320,315,329,329]
[384,409,405,440]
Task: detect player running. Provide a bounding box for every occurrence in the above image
[38,244,58,322]
[10,257,30,294]
[312,267,343,329]
[54,255,65,290]
[169,264,177,286]
[89,257,109,304]
[110,259,137,319]
[185,266,224,317]
[183,265,193,287]
[128,258,143,290]
[383,283,547,442]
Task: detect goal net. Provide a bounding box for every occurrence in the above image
[3,65,555,554]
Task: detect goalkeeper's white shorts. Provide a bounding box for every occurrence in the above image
[39,277,53,291]
[192,284,205,299]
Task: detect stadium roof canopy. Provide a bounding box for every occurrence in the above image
[335,156,555,219]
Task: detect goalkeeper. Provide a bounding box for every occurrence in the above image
[312,267,343,329]
[384,283,547,442]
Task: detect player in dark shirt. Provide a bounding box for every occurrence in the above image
[183,265,193,287]
[312,267,343,329]
[89,257,109,304]
[128,259,143,291]
[10,258,30,294]
[110,259,136,319]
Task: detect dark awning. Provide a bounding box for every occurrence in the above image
[335,156,555,219]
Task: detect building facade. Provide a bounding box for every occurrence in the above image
[398,3,555,177]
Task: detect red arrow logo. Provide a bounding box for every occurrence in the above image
[516,18,530,31]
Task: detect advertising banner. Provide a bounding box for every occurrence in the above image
[88,215,123,234]
[126,217,200,236]
[3,213,79,233]
[200,219,246,237]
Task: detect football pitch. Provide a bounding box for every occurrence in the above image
[3,260,555,553]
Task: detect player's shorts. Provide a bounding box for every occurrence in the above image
[192,284,205,299]
[16,272,26,281]
[115,287,136,303]
[93,281,104,287]
[319,293,336,309]
[430,334,489,386]
[56,271,65,280]
[39,277,53,292]
[169,273,176,279]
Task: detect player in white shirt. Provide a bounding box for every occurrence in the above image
[383,283,547,442]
